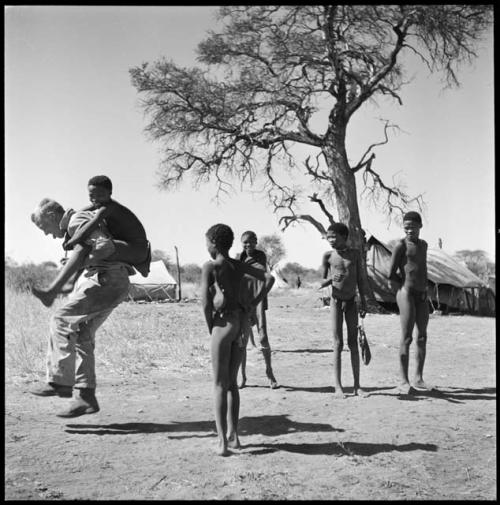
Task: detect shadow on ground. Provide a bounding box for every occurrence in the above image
[370,386,496,404]
[280,385,395,394]
[275,349,332,354]
[64,414,343,438]
[243,440,438,456]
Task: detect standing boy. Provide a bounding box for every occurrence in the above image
[388,211,433,394]
[236,231,279,389]
[319,223,368,398]
[201,224,275,456]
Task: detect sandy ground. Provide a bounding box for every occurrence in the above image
[5,293,496,500]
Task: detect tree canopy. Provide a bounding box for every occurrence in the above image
[130,5,492,233]
[258,233,286,270]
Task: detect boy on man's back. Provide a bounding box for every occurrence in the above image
[32,175,150,307]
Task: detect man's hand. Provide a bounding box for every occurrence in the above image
[62,238,75,251]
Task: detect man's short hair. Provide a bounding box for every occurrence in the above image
[88,175,113,192]
[31,198,65,225]
[327,222,349,239]
[403,211,422,226]
[206,223,234,250]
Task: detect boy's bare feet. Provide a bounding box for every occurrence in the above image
[354,387,369,398]
[31,287,57,307]
[227,433,241,449]
[269,378,279,389]
[266,371,279,389]
[412,379,435,391]
[216,439,229,457]
[396,382,413,395]
[333,387,347,399]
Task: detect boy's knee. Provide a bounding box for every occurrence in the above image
[332,339,343,352]
[400,332,413,345]
[213,379,229,390]
[415,333,427,345]
[257,333,270,348]
[228,379,238,390]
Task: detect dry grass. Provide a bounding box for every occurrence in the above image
[4,287,211,383]
[5,284,336,383]
[5,288,52,381]
[178,281,201,300]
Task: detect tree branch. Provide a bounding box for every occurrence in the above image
[309,193,336,225]
[352,120,400,173]
[279,214,328,237]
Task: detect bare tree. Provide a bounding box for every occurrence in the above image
[454,249,495,281]
[130,5,492,298]
[258,234,286,270]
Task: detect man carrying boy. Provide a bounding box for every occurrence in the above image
[32,175,150,307]
[30,198,132,417]
[388,211,433,394]
[319,223,368,398]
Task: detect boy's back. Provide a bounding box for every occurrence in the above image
[209,257,265,314]
[99,199,147,243]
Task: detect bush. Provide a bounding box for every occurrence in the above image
[180,263,202,284]
[5,263,58,293]
[280,262,322,286]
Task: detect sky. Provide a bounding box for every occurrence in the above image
[5,6,495,270]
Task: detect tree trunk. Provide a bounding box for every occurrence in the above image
[323,142,376,303]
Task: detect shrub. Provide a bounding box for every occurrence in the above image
[5,263,58,293]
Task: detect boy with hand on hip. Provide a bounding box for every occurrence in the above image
[388,211,433,394]
[319,223,368,399]
[236,230,279,389]
[201,224,275,456]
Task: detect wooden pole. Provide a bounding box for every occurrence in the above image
[174,246,182,302]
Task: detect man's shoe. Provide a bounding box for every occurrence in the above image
[30,382,72,398]
[56,388,100,418]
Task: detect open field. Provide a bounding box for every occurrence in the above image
[5,288,496,500]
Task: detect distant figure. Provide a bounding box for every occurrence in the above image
[296,275,302,289]
[438,238,443,249]
[201,224,274,456]
[30,198,133,417]
[236,230,279,389]
[388,211,433,394]
[319,223,368,398]
[32,175,151,307]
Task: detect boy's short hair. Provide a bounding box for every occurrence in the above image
[206,223,234,250]
[327,222,349,239]
[241,230,257,241]
[88,175,113,192]
[31,198,65,225]
[403,211,422,226]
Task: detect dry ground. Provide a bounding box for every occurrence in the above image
[5,291,496,500]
